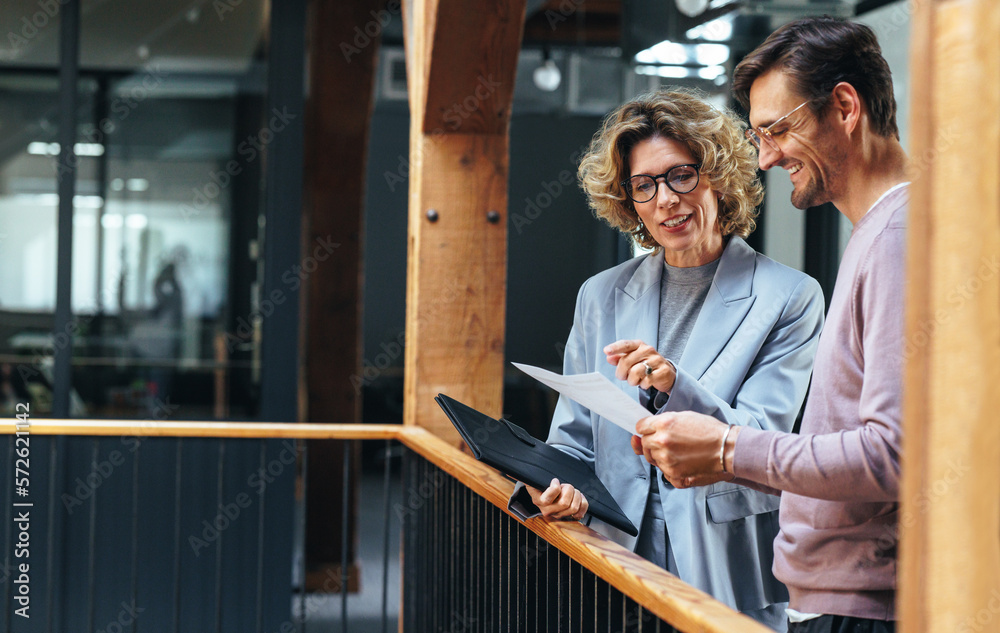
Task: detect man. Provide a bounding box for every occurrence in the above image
[631,17,909,632]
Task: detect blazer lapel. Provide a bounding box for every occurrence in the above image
[615,253,662,365]
[612,253,662,475]
[678,238,757,380]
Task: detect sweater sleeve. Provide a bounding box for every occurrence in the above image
[734,225,905,502]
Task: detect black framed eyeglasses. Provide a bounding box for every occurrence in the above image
[621,163,700,203]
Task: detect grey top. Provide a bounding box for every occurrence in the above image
[656,257,719,362]
[641,255,719,569]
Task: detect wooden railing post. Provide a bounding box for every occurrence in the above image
[900,2,1000,631]
[400,0,527,443]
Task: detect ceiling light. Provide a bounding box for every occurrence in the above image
[102,214,123,229]
[636,41,687,65]
[635,65,695,79]
[12,193,104,208]
[74,195,105,209]
[675,0,710,18]
[27,142,58,156]
[76,143,105,157]
[533,54,561,92]
[686,16,733,42]
[698,66,726,80]
[694,44,730,66]
[126,178,149,192]
[26,142,105,157]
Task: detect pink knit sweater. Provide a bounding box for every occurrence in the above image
[734,184,909,620]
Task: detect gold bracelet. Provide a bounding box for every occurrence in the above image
[720,424,734,473]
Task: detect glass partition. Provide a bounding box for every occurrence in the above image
[0,0,270,418]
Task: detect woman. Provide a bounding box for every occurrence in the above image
[508,89,824,631]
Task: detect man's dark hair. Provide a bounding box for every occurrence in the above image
[732,16,899,140]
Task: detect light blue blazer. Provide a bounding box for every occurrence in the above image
[516,237,824,613]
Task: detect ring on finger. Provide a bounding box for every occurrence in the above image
[641,360,653,376]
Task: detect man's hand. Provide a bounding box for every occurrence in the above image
[524,478,589,521]
[631,411,738,488]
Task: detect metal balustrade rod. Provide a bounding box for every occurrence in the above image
[87,439,98,633]
[173,441,183,633]
[591,560,601,632]
[47,439,58,633]
[380,439,391,633]
[430,458,438,633]
[451,473,457,632]
[465,486,471,627]
[254,441,264,633]
[3,437,11,632]
[426,455,432,633]
[340,440,350,632]
[298,438,308,633]
[131,443,140,633]
[436,460,442,633]
[476,493,482,633]
[420,454,426,633]
[447,473,453,630]
[215,441,226,633]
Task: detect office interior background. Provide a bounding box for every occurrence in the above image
[0,0,921,631]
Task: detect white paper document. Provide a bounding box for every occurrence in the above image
[512,362,650,434]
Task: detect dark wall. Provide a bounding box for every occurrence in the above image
[506,114,623,370]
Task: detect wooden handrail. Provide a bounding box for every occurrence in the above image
[2,419,401,439]
[397,426,772,633]
[1,419,771,633]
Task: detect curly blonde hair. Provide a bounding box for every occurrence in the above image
[578,88,763,251]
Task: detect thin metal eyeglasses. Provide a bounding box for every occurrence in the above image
[621,163,700,204]
[745,100,810,152]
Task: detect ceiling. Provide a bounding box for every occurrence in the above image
[0,0,901,74]
[520,0,902,51]
[0,0,266,72]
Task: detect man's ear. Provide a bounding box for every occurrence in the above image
[829,81,862,135]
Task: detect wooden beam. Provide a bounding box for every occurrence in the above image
[302,0,383,587]
[303,0,380,429]
[421,1,524,135]
[402,0,526,442]
[900,2,1000,631]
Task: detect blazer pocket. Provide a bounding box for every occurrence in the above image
[706,486,780,524]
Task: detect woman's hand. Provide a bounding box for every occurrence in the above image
[524,478,589,521]
[604,339,677,394]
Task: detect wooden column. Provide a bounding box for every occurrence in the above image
[401,0,527,442]
[301,0,382,589]
[900,2,1000,631]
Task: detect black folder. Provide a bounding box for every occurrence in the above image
[434,393,637,536]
